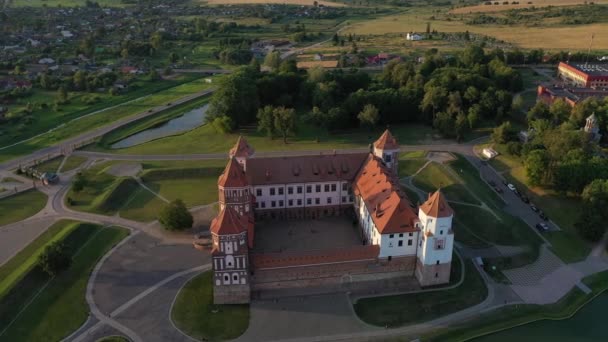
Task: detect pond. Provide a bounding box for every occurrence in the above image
[111,104,209,149]
[473,293,608,342]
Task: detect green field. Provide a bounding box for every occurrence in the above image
[0,189,47,226]
[354,257,486,327]
[0,223,129,341]
[0,75,219,163]
[398,158,428,178]
[412,162,480,205]
[61,155,88,172]
[172,271,249,341]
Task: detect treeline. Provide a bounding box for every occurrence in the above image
[205,45,522,141]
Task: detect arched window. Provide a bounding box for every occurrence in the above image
[226,255,235,268]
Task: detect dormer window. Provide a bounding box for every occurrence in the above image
[384,154,392,162]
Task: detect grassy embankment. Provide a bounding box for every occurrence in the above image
[354,256,486,327]
[487,144,589,263]
[67,159,225,222]
[0,74,219,163]
[425,269,608,342]
[0,221,129,341]
[0,189,47,226]
[172,271,250,341]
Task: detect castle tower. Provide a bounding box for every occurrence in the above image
[372,129,399,174]
[211,206,252,304]
[584,113,601,142]
[218,158,251,216]
[229,136,255,171]
[415,190,454,287]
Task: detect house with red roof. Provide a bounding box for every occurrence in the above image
[209,130,455,303]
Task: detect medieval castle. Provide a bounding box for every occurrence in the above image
[209,130,455,304]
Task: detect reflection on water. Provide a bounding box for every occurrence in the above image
[473,292,608,342]
[111,104,209,149]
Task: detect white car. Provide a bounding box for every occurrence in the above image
[507,183,516,191]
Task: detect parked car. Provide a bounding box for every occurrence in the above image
[530,204,539,212]
[536,222,550,232]
[521,195,530,203]
[539,210,548,221]
[494,186,503,194]
[502,179,509,186]
[507,183,516,191]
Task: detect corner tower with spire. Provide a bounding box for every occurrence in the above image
[415,190,455,286]
[372,129,400,174]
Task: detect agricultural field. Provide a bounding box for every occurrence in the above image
[204,0,347,6]
[451,0,608,14]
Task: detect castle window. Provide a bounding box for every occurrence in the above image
[233,274,238,281]
[261,202,266,208]
[342,196,346,203]
[279,187,284,195]
[316,185,321,193]
[288,199,293,206]
[398,240,403,247]
[389,242,393,248]
[419,240,422,247]
[436,260,440,265]
[307,198,312,205]
[349,195,354,202]
[288,187,293,194]
[331,184,337,191]
[324,184,330,192]
[297,186,303,194]
[270,188,275,196]
[271,201,276,208]
[224,275,229,281]
[297,199,302,205]
[256,189,262,196]
[342,183,348,191]
[327,197,332,204]
[408,239,413,246]
[306,185,312,193]
[435,273,439,278]
[315,198,320,205]
[435,239,445,250]
[389,234,394,238]
[399,233,403,237]
[440,230,443,235]
[384,154,392,162]
[279,200,284,207]
[254,202,259,209]
[409,232,413,237]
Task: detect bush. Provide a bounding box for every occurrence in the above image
[37,241,72,276]
[505,141,522,156]
[72,172,86,192]
[159,199,193,231]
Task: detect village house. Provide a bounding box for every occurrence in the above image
[209,131,455,304]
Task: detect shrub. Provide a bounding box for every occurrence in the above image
[37,241,72,276]
[159,199,193,231]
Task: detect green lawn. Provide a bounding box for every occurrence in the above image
[119,186,167,222]
[148,177,218,208]
[354,257,486,327]
[0,224,129,341]
[172,271,249,341]
[401,184,421,204]
[0,189,47,226]
[450,155,505,211]
[398,158,428,178]
[60,155,88,172]
[412,162,480,205]
[0,220,79,299]
[454,221,492,249]
[426,270,608,342]
[97,337,129,342]
[66,162,120,214]
[32,157,63,174]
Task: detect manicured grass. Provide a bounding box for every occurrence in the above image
[60,155,88,172]
[119,187,167,222]
[401,151,427,159]
[0,224,129,341]
[450,154,505,211]
[398,158,428,178]
[354,257,486,327]
[400,184,421,205]
[0,189,47,226]
[148,177,218,208]
[413,162,480,205]
[426,270,608,342]
[454,221,491,249]
[172,271,250,341]
[32,157,63,173]
[98,337,129,342]
[66,162,120,214]
[0,220,79,299]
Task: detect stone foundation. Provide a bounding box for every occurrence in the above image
[213,284,251,304]
[415,259,451,287]
[254,205,353,221]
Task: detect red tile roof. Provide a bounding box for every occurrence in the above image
[245,153,368,186]
[374,129,399,150]
[229,136,255,158]
[210,206,248,236]
[353,155,418,234]
[218,158,248,188]
[251,245,379,269]
[420,190,453,218]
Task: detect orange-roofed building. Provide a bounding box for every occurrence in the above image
[208,130,455,303]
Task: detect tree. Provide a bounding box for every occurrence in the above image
[250,57,261,72]
[158,199,193,231]
[73,70,86,90]
[527,101,550,122]
[357,104,379,128]
[168,52,179,64]
[512,94,524,113]
[576,208,606,242]
[274,106,296,144]
[206,67,259,128]
[549,98,571,124]
[307,66,325,83]
[120,48,129,60]
[148,69,161,81]
[455,112,469,142]
[150,32,163,50]
[264,51,281,70]
[57,86,68,103]
[491,121,516,144]
[257,105,277,138]
[37,242,71,276]
[72,172,86,192]
[420,86,447,121]
[332,33,339,46]
[524,149,549,186]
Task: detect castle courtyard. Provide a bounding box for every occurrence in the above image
[253,216,363,253]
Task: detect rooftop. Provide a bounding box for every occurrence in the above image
[420,190,453,218]
[562,62,608,76]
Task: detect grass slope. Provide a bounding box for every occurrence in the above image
[0,189,47,226]
[172,271,249,341]
[413,162,480,205]
[0,224,129,341]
